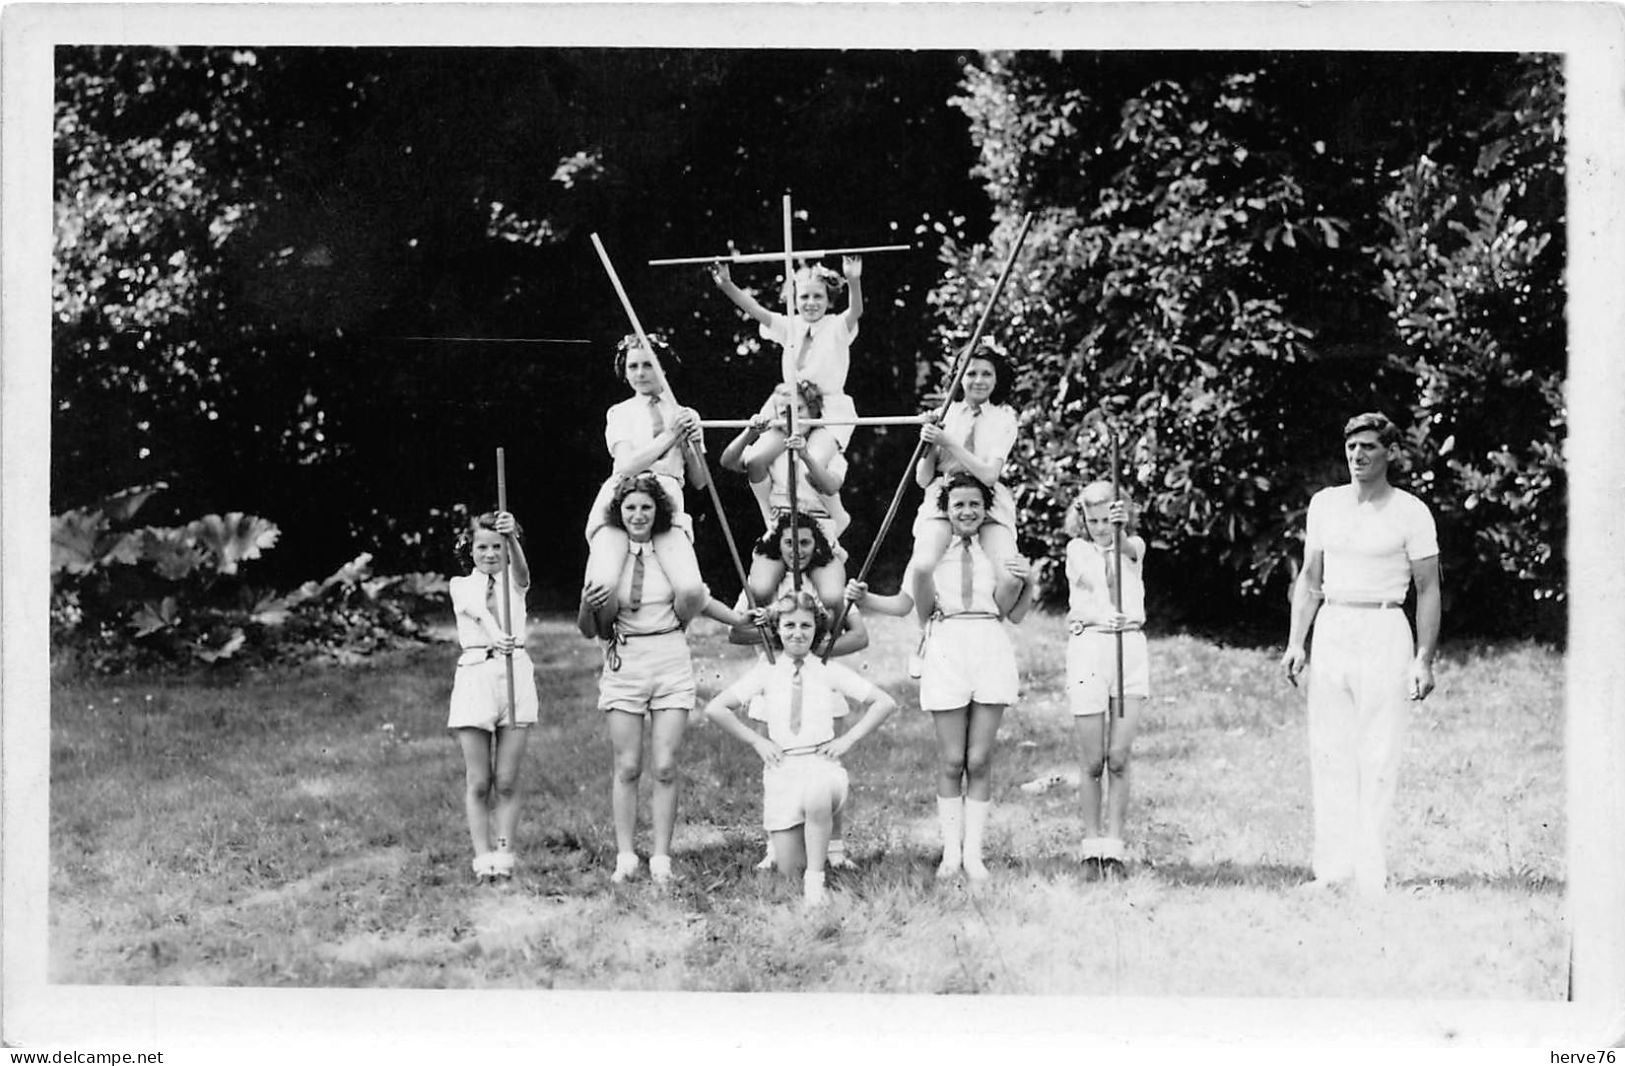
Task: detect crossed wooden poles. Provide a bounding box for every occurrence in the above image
[590,201,1034,666]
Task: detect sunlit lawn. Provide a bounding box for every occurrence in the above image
[48,612,1566,996]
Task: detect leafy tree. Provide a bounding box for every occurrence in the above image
[936,51,1565,634]
[1371,54,1565,630]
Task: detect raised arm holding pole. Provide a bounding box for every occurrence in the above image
[589,232,775,661]
[824,212,1035,661]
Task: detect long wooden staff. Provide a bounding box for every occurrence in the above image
[824,212,1035,661]
[1100,419,1122,819]
[781,194,803,595]
[496,447,517,730]
[589,233,775,661]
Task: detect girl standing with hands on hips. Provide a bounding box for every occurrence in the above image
[847,472,1035,883]
[579,474,760,886]
[581,334,709,638]
[447,510,538,882]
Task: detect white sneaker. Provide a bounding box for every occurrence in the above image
[489,851,516,879]
[936,855,962,880]
[611,852,640,884]
[649,854,673,885]
[471,854,497,882]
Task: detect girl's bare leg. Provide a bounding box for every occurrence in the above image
[606,710,645,859]
[585,528,629,635]
[453,728,494,864]
[651,530,707,621]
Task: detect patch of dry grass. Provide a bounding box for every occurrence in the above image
[49,612,1566,997]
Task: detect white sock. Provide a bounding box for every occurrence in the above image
[963,798,991,876]
[937,796,964,869]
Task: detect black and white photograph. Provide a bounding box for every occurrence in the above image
[4,1,1622,1060]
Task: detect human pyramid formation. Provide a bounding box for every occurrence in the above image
[444,212,1153,908]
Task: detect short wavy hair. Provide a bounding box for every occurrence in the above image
[793,262,847,299]
[770,588,832,647]
[936,470,994,514]
[603,472,675,535]
[1064,480,1131,538]
[753,509,836,570]
[773,378,826,420]
[613,332,679,381]
[949,344,1014,406]
[456,510,526,560]
[1342,411,1400,446]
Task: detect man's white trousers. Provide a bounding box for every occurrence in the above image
[1306,605,1414,893]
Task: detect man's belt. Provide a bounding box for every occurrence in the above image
[1323,597,1403,610]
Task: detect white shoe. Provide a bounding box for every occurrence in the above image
[649,855,673,885]
[963,853,990,882]
[936,855,962,880]
[472,854,498,882]
[489,851,516,879]
[611,852,640,884]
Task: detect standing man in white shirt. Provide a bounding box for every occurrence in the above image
[1281,412,1442,897]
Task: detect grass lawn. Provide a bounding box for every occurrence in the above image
[48,611,1567,998]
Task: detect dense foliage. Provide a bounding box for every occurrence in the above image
[50,484,441,672]
[52,47,1565,646]
[934,52,1564,632]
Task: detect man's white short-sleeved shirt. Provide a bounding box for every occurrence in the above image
[1306,484,1438,603]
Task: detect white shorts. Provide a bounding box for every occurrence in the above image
[447,651,540,731]
[920,617,1019,711]
[1067,629,1150,715]
[762,754,849,832]
[597,630,695,714]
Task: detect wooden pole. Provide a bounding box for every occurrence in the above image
[496,447,517,731]
[782,194,802,596]
[824,212,1036,661]
[1109,422,1125,722]
[589,233,775,660]
[649,243,910,267]
[698,414,930,430]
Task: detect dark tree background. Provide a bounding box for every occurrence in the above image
[53,46,1565,636]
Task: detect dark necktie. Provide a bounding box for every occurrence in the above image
[963,406,980,456]
[628,545,645,611]
[795,325,814,371]
[960,536,976,609]
[789,660,804,734]
[649,396,666,437]
[486,572,497,613]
